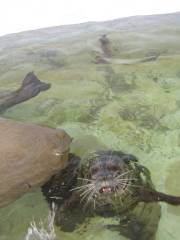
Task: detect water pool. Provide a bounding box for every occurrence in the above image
[0,14,180,239]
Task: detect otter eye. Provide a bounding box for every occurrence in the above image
[91,167,99,174]
[108,165,118,171]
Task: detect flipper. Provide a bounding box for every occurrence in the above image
[0,72,51,113]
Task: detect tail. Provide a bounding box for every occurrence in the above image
[137,187,180,205]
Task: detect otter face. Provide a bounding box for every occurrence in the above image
[74,151,137,206]
[90,160,123,194]
[89,153,131,196]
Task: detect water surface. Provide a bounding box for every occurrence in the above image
[0,13,180,239]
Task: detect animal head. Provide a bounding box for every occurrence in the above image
[72,150,138,207]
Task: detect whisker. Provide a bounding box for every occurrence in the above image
[114,189,117,198]
[117,181,141,188]
[80,186,95,197]
[70,186,88,192]
[85,190,96,206]
[70,183,94,192]
[77,177,94,182]
[122,186,133,195]
[82,191,93,206]
[115,170,134,178]
[116,178,138,181]
[80,191,91,203]
[93,199,96,210]
[80,187,97,203]
[117,193,123,206]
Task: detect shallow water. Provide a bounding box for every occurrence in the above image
[0,15,180,239]
[0,58,180,239]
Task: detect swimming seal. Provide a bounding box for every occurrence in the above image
[42,150,180,240]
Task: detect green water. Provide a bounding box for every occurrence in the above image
[0,57,180,239]
[0,14,180,239]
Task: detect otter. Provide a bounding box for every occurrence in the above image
[42,150,180,240]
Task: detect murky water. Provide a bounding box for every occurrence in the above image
[0,15,180,239]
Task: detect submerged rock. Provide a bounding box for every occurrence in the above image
[0,118,71,207]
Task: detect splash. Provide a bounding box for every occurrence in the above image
[25,203,58,240]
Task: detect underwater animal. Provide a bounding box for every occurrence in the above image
[0,117,71,207]
[0,72,51,114]
[42,150,180,240]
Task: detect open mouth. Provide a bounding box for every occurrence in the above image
[99,186,115,194]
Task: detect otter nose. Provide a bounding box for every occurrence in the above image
[102,176,107,181]
[99,170,112,180]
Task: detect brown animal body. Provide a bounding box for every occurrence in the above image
[0,117,71,207]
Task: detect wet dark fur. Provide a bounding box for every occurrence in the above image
[42,151,180,239]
